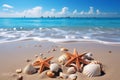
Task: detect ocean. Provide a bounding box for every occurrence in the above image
[0,18,120,44]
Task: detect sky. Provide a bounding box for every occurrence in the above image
[0,0,120,17]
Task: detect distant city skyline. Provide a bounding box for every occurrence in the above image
[0,0,120,17]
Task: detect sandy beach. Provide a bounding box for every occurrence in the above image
[0,40,120,80]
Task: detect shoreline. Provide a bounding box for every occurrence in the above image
[0,40,120,80]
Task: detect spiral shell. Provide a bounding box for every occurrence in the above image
[50,63,60,72]
[67,67,77,74]
[46,70,55,78]
[58,54,70,65]
[82,63,101,77]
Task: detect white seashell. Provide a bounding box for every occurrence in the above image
[58,54,70,65]
[67,67,76,74]
[60,48,68,52]
[68,74,77,80]
[50,63,60,72]
[23,64,37,74]
[83,52,93,60]
[59,72,68,79]
[16,69,22,73]
[83,63,101,77]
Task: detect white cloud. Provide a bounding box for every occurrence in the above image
[73,9,78,14]
[2,4,13,9]
[96,9,100,14]
[88,6,94,14]
[23,6,42,17]
[0,6,119,17]
[59,7,68,14]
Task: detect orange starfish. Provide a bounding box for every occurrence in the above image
[64,49,90,71]
[33,56,53,73]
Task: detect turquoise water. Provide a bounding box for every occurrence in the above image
[0,18,120,43]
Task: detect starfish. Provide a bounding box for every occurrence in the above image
[64,48,90,71]
[33,56,53,73]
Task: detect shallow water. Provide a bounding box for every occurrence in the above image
[0,18,120,44]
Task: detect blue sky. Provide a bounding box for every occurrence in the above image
[0,0,120,17]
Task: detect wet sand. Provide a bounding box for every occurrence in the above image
[0,40,120,80]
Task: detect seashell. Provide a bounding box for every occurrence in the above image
[46,70,55,78]
[50,63,60,72]
[91,61,101,64]
[59,72,68,79]
[60,48,68,52]
[68,74,77,80]
[58,53,70,65]
[83,52,93,60]
[23,64,37,74]
[16,69,22,73]
[67,67,77,74]
[16,75,23,80]
[82,63,101,77]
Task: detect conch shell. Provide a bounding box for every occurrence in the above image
[58,53,70,65]
[82,63,102,77]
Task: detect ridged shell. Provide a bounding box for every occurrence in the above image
[23,64,37,74]
[46,70,55,78]
[67,67,76,74]
[68,74,77,80]
[82,63,101,77]
[59,72,68,79]
[58,54,70,65]
[50,63,60,72]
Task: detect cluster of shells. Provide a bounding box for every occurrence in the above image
[15,48,104,80]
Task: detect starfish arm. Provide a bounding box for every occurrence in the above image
[64,58,75,66]
[76,58,81,71]
[44,57,53,62]
[39,63,44,73]
[44,62,50,68]
[78,53,87,57]
[80,59,90,64]
[66,52,73,57]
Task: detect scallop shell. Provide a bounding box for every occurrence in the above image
[67,67,77,74]
[58,53,70,65]
[59,72,68,79]
[82,63,101,77]
[50,63,60,72]
[46,70,55,78]
[68,74,77,80]
[23,64,37,74]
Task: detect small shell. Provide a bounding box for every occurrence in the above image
[23,64,37,74]
[50,63,60,72]
[46,70,55,78]
[16,69,22,73]
[82,63,101,77]
[83,52,93,60]
[60,48,68,52]
[91,61,101,64]
[68,74,77,80]
[59,72,68,79]
[67,67,77,74]
[58,54,70,65]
